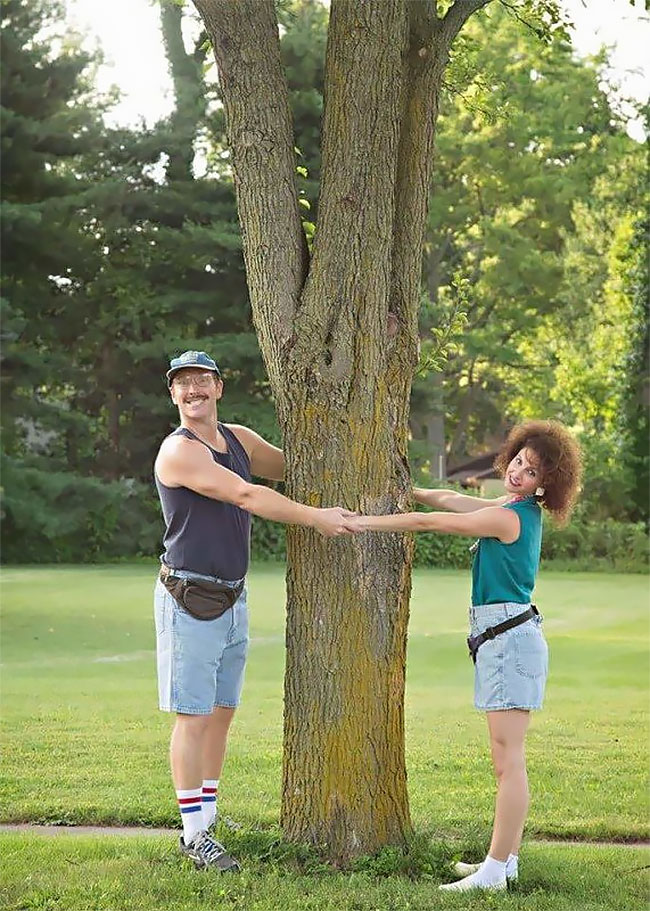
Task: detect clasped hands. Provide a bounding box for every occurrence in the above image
[311,507,388,538]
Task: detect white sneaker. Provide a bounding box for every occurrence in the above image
[439,875,506,892]
[453,860,518,882]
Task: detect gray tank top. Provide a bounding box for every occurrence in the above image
[155,424,251,580]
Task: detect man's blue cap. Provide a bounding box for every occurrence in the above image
[166,350,221,386]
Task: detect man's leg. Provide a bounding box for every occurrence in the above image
[170,713,211,845]
[171,712,211,787]
[202,707,236,780]
[203,587,249,827]
[201,706,236,828]
[155,579,240,870]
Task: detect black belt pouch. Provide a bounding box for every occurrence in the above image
[159,569,243,621]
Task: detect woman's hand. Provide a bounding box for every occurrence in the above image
[343,515,372,533]
[412,487,433,505]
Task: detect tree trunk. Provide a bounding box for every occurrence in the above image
[192,0,491,863]
[160,0,207,183]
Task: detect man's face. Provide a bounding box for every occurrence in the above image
[169,369,223,420]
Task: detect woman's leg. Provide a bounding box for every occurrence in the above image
[440,708,531,891]
[487,708,531,860]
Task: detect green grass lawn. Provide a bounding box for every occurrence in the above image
[1,834,648,911]
[1,564,649,909]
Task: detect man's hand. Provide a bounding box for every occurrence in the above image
[312,507,357,537]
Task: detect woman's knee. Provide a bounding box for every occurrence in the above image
[490,738,526,779]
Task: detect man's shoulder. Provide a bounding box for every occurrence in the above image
[159,429,181,449]
[155,430,215,487]
[157,430,200,460]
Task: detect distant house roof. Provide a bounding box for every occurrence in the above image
[447,451,499,484]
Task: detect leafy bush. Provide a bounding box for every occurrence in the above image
[541,514,648,572]
[1,457,161,563]
[251,513,286,562]
[414,529,473,569]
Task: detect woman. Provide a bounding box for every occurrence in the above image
[347,421,582,892]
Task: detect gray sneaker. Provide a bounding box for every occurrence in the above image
[205,816,242,842]
[179,830,240,872]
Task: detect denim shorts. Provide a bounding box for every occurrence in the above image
[154,568,249,715]
[470,602,548,712]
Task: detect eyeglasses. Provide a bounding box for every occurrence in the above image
[173,374,215,388]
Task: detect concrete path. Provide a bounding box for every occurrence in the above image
[1,824,175,837]
[1,824,648,847]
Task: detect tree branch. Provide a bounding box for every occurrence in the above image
[498,0,546,39]
[386,2,446,440]
[190,0,307,405]
[441,0,494,49]
[192,30,209,64]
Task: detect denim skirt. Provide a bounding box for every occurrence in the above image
[470,602,548,711]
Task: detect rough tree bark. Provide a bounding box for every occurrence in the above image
[191,0,491,863]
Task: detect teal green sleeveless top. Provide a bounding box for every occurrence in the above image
[471,497,542,606]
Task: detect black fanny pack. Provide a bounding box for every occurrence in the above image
[467,605,539,664]
[159,564,244,621]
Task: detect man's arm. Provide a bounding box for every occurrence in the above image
[346,505,519,544]
[413,487,508,513]
[156,436,349,536]
[226,424,284,481]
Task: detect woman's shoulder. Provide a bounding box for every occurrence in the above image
[504,496,540,510]
[504,497,542,525]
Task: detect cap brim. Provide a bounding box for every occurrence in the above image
[166,364,220,385]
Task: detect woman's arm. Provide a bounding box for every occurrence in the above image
[413,488,508,513]
[348,506,519,544]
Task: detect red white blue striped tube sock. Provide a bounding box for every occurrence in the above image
[176,787,204,844]
[202,779,219,829]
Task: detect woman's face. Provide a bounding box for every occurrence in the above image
[504,447,541,497]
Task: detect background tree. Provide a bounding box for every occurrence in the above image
[1,0,101,461]
[411,5,643,470]
[0,0,128,557]
[509,144,647,521]
[618,211,649,524]
[1,0,274,559]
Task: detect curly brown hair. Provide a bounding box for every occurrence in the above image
[494,420,583,526]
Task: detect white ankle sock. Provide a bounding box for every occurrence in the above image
[176,787,204,844]
[201,778,219,829]
[506,853,519,878]
[440,854,507,892]
[480,855,508,882]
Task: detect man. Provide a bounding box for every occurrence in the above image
[154,350,353,872]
